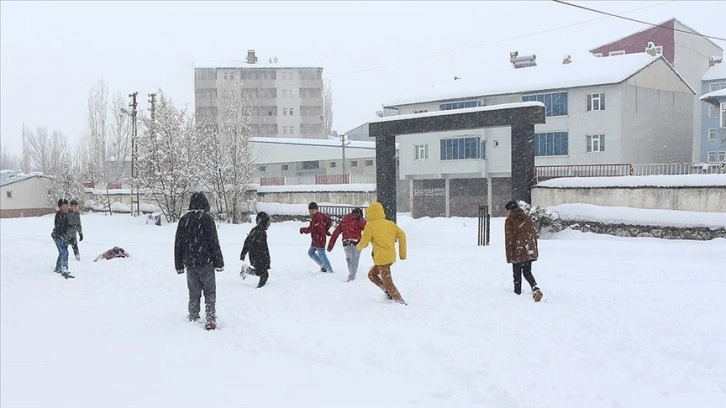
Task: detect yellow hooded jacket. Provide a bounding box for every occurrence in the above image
[356,202,406,265]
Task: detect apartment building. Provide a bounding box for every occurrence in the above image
[194,50,326,139]
[701,62,726,162]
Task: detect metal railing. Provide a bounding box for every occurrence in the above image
[535,162,726,182]
[477,205,490,246]
[256,174,376,186]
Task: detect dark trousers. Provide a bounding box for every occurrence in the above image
[512,261,538,294]
[69,234,79,256]
[249,267,269,288]
[186,265,216,322]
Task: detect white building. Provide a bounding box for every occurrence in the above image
[0,170,54,218]
[380,53,695,217]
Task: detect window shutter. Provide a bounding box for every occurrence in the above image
[587,94,592,111]
[600,134,605,151]
[600,94,605,110]
[586,135,592,152]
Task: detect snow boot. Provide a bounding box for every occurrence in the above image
[205,321,216,330]
[533,288,543,302]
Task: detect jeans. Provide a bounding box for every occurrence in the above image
[186,265,216,322]
[54,237,69,272]
[308,246,333,272]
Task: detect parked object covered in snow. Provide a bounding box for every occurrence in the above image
[94,246,131,262]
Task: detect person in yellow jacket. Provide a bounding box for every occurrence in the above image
[356,202,407,305]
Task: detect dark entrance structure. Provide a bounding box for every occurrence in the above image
[369,104,545,222]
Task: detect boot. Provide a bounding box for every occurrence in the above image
[204,321,216,330]
[257,271,269,288]
[533,288,543,302]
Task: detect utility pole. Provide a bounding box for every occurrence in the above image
[339,132,350,183]
[129,92,139,216]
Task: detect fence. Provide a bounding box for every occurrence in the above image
[318,205,369,225]
[257,174,376,186]
[477,205,490,246]
[535,162,726,182]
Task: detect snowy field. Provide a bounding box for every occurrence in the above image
[1,211,725,407]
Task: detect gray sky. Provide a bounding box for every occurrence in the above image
[1,1,724,156]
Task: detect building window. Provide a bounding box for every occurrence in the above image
[609,50,625,56]
[587,93,605,111]
[415,144,428,160]
[721,103,726,128]
[522,92,568,116]
[440,100,480,111]
[301,161,319,170]
[258,166,266,172]
[350,161,358,167]
[330,162,337,168]
[414,109,428,114]
[709,83,726,117]
[707,151,726,162]
[281,72,287,80]
[365,160,373,166]
[655,45,663,55]
[709,129,718,141]
[283,108,288,115]
[282,125,295,134]
[440,136,484,160]
[6,191,12,199]
[586,134,605,152]
[535,132,569,156]
[281,164,288,171]
[289,108,294,116]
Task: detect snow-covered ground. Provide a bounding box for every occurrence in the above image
[1,211,725,407]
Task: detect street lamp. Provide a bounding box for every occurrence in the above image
[336,131,351,183]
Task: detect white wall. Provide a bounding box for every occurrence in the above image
[0,177,52,210]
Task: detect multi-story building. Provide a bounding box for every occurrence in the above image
[381,52,695,217]
[194,50,326,139]
[701,62,726,162]
[589,18,724,161]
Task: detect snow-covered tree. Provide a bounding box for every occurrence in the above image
[322,78,334,137]
[80,79,109,186]
[198,76,256,224]
[135,91,201,222]
[0,144,21,170]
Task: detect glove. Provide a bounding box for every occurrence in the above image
[299,227,305,234]
[326,246,332,252]
[79,233,83,241]
[240,254,246,261]
[215,267,224,272]
[176,269,184,274]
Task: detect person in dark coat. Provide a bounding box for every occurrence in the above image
[300,202,334,273]
[174,192,225,329]
[504,200,543,301]
[327,207,367,282]
[67,199,83,261]
[240,211,271,288]
[51,198,71,275]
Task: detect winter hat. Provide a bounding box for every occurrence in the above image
[57,198,69,207]
[505,200,519,211]
[189,192,211,212]
[256,212,271,228]
[308,202,318,210]
[352,207,363,217]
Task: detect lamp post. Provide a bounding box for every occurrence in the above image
[337,131,351,183]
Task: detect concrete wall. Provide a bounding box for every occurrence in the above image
[532,186,726,212]
[254,191,376,206]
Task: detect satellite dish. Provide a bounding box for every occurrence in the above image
[273,57,278,63]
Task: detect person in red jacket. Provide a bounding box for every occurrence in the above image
[327,207,367,282]
[300,202,334,273]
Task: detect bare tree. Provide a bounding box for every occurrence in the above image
[21,125,68,174]
[198,76,256,224]
[1,144,21,170]
[84,79,109,185]
[135,91,202,222]
[322,78,334,137]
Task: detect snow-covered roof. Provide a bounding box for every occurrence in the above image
[0,170,50,187]
[700,88,726,105]
[383,53,690,107]
[194,60,322,70]
[252,137,377,150]
[370,102,545,124]
[703,62,726,81]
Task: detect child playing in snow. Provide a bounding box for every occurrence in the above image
[356,202,407,305]
[67,199,83,261]
[300,202,334,273]
[504,200,543,302]
[327,207,366,282]
[240,212,271,288]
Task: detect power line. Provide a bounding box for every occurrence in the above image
[552,0,726,42]
[326,1,674,80]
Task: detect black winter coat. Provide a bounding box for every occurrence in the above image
[240,225,270,271]
[174,193,224,271]
[51,211,70,241]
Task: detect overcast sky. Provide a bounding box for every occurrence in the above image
[1,1,724,156]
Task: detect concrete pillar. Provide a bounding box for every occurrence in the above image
[375,135,398,222]
[511,124,535,204]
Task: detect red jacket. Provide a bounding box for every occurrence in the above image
[300,211,332,248]
[327,213,367,251]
